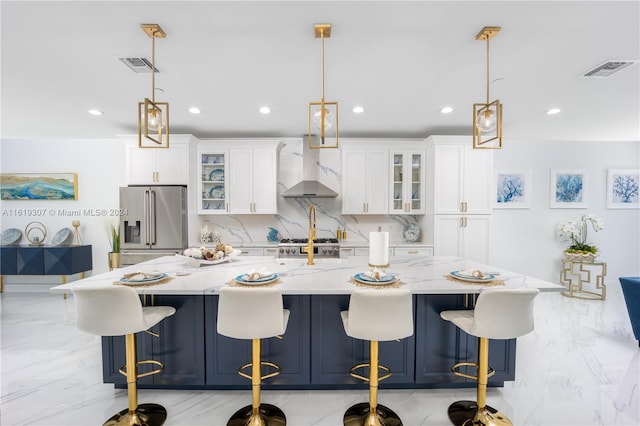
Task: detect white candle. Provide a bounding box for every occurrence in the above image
[369,231,389,268]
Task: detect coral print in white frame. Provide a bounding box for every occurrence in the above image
[607,169,639,209]
[494,170,532,209]
[550,169,586,208]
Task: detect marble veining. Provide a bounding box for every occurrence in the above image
[1,280,638,425]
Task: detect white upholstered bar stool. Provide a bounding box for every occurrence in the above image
[72,285,176,426]
[341,288,414,426]
[217,286,290,426]
[440,288,539,426]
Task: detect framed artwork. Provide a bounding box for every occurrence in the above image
[550,169,586,208]
[607,169,639,209]
[0,173,78,200]
[494,170,532,209]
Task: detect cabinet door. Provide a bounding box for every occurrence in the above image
[434,215,464,258]
[155,144,188,184]
[342,150,368,214]
[251,148,278,214]
[463,148,492,214]
[433,145,464,214]
[366,150,389,214]
[390,151,425,214]
[125,144,158,185]
[198,152,228,214]
[462,215,491,263]
[228,149,253,214]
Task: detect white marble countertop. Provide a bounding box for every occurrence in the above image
[50,255,563,296]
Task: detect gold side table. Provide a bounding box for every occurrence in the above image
[560,259,607,300]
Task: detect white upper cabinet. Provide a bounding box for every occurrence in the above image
[389,150,425,215]
[426,136,493,215]
[198,140,281,215]
[341,148,389,214]
[124,136,193,185]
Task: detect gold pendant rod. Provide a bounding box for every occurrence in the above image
[485,38,490,105]
[151,33,156,103]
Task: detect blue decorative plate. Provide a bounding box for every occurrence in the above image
[119,272,167,285]
[208,168,224,181]
[209,185,225,199]
[403,223,421,242]
[51,228,72,246]
[235,273,279,285]
[449,271,496,283]
[353,273,396,285]
[1,228,22,245]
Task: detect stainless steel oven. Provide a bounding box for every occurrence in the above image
[277,238,340,259]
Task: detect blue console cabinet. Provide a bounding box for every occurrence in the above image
[101,293,515,389]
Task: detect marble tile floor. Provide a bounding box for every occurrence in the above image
[1,283,638,426]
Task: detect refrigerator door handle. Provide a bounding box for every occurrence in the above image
[149,189,157,246]
[144,189,151,246]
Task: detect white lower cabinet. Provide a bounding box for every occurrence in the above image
[433,215,491,264]
[262,246,279,258]
[394,246,434,256]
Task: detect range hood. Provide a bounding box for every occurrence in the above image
[281,137,338,198]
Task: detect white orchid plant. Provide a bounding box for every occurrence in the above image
[557,213,604,254]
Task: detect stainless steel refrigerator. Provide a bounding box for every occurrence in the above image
[119,185,188,266]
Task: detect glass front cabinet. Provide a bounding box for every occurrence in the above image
[390,151,425,214]
[198,151,228,214]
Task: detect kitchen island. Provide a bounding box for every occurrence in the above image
[51,255,562,390]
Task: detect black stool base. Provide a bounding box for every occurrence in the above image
[343,402,403,426]
[103,403,167,426]
[227,403,286,426]
[448,400,512,426]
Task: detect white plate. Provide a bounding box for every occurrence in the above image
[450,270,496,283]
[179,249,241,266]
[119,272,168,285]
[235,273,279,285]
[51,228,72,246]
[1,228,22,245]
[353,272,397,285]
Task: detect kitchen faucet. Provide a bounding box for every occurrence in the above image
[302,204,317,265]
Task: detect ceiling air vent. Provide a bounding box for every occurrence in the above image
[582,60,638,78]
[119,57,159,73]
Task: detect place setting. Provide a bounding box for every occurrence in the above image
[227,268,281,287]
[114,270,173,287]
[350,268,402,289]
[445,269,504,286]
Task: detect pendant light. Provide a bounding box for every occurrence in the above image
[138,24,169,148]
[473,26,502,149]
[308,24,339,149]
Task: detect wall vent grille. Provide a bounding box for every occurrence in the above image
[119,57,159,73]
[581,60,637,78]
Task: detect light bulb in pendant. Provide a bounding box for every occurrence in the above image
[313,108,335,131]
[144,107,165,131]
[476,108,497,132]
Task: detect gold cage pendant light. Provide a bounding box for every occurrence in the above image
[473,26,502,149]
[138,24,169,148]
[308,24,339,149]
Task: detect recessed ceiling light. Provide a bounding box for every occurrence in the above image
[440,106,453,114]
[88,109,103,116]
[189,107,201,114]
[352,106,364,114]
[546,108,561,115]
[259,106,271,114]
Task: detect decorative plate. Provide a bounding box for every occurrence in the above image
[119,272,168,285]
[235,273,279,285]
[1,228,22,245]
[353,272,397,285]
[403,223,421,242]
[208,168,224,181]
[449,270,496,283]
[209,185,225,199]
[51,228,72,246]
[179,249,241,266]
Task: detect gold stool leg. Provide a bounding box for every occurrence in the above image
[227,338,286,426]
[104,333,168,426]
[447,337,512,426]
[343,341,403,426]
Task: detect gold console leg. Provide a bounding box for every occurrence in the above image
[344,341,403,426]
[227,338,286,426]
[448,337,512,426]
[103,333,168,426]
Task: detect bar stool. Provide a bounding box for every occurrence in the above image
[72,285,176,426]
[341,288,413,426]
[217,286,290,426]
[440,288,539,426]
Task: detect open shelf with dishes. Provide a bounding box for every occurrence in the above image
[198,152,228,214]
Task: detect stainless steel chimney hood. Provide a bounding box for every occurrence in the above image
[281,137,338,198]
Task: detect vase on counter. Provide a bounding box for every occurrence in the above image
[108,252,121,271]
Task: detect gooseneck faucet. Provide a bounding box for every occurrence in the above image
[302,204,317,265]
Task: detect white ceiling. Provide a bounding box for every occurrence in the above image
[1,0,639,142]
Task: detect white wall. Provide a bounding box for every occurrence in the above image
[2,137,638,286]
[490,140,640,283]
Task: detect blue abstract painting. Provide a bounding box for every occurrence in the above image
[550,170,586,208]
[0,173,78,200]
